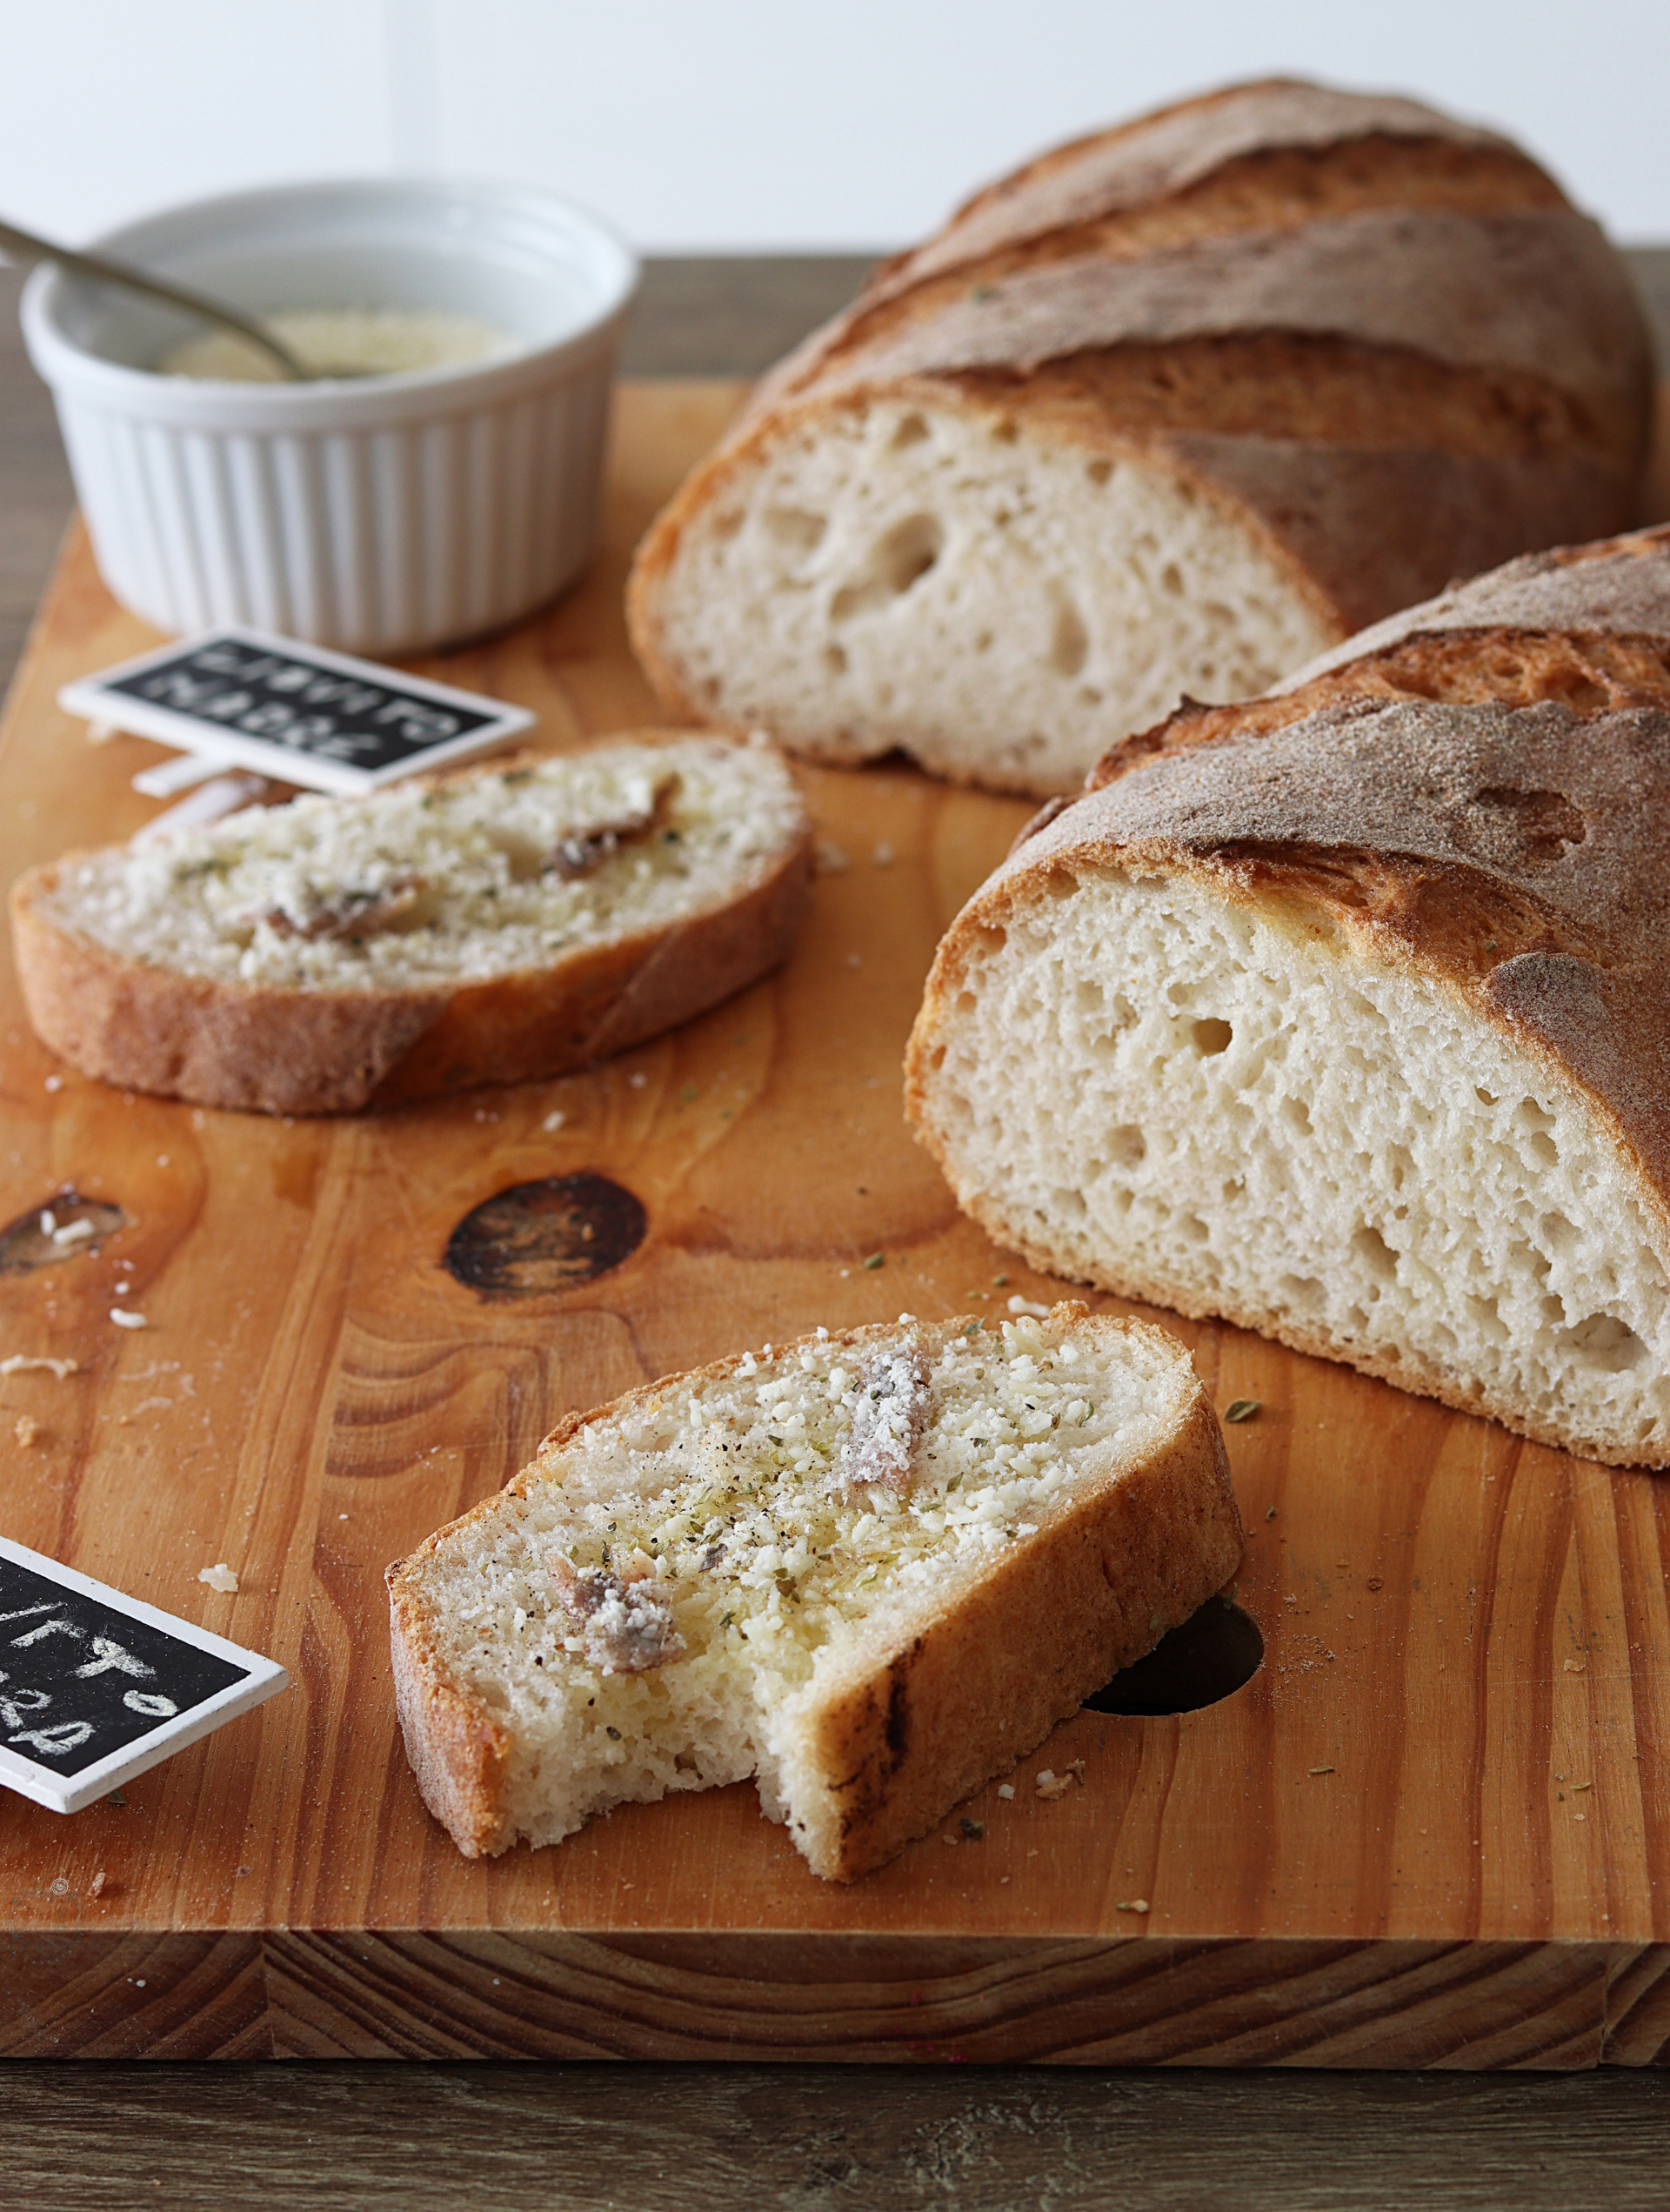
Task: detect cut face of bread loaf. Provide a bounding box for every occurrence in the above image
[10,734,812,1113]
[907,541,1670,1467]
[629,78,1653,798]
[386,1306,1242,1881]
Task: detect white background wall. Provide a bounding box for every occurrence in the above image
[0,0,1665,251]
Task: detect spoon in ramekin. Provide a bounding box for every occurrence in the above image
[0,212,313,380]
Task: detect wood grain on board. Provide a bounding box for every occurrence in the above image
[3,382,1670,2066]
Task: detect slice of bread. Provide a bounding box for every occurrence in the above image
[628,80,1652,798]
[905,546,1670,1464]
[386,1305,1242,1881]
[10,733,812,1114]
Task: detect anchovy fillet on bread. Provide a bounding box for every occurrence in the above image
[629,78,1653,797]
[386,1306,1243,1880]
[9,734,812,1114]
[905,530,1670,1467]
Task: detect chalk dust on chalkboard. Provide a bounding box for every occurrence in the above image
[0,1537,287,1814]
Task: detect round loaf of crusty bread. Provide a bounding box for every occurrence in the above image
[10,733,812,1114]
[905,530,1670,1467]
[629,79,1654,797]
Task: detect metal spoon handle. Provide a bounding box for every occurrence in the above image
[0,215,307,381]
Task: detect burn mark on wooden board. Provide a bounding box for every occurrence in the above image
[444,1173,648,1298]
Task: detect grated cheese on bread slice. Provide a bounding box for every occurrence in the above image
[9,732,812,1114]
[385,1304,1243,1881]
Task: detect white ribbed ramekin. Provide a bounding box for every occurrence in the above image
[21,178,638,654]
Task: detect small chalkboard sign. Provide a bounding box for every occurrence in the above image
[0,1536,287,1814]
[58,627,537,796]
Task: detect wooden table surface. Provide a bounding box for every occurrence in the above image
[5,249,1670,2209]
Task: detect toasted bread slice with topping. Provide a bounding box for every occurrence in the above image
[387,1304,1243,1880]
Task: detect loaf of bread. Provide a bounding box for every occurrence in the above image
[628,78,1653,798]
[387,1305,1242,1879]
[905,527,1670,1467]
[10,733,812,1114]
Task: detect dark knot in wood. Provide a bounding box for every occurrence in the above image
[0,1189,125,1274]
[444,1173,648,1298]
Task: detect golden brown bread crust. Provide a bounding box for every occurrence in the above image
[629,80,1653,723]
[385,1313,1246,1880]
[388,1588,513,1859]
[8,738,815,1116]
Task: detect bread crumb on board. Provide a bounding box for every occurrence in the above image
[14,1414,39,1447]
[1034,1758,1086,1801]
[198,1563,238,1594]
[110,1308,148,1330]
[0,1353,79,1378]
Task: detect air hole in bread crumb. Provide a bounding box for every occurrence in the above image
[1108,1125,1146,1172]
[764,507,827,554]
[1192,1018,1232,1056]
[1352,1225,1399,1282]
[1050,597,1089,678]
[823,643,847,676]
[1561,1313,1647,1373]
[890,412,930,451]
[1086,458,1112,485]
[829,514,944,622]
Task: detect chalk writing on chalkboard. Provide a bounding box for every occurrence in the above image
[58,626,536,795]
[0,1550,246,1773]
[0,1538,288,1814]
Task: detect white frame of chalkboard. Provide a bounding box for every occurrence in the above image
[57,625,538,795]
[0,1534,290,1815]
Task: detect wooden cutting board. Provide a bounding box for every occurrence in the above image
[3,381,1670,2068]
